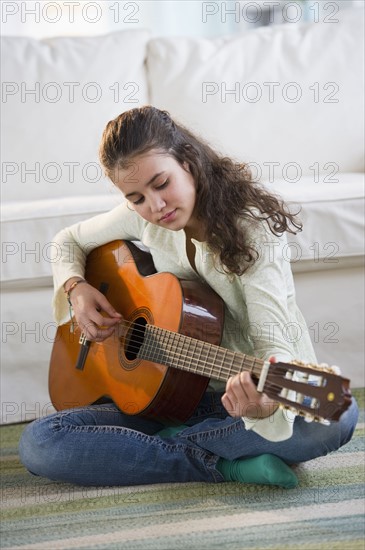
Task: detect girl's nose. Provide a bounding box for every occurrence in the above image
[150,195,166,213]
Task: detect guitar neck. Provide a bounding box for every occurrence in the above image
[138,324,264,382]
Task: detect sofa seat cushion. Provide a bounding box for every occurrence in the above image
[1,193,124,287]
[1,173,363,287]
[267,173,365,272]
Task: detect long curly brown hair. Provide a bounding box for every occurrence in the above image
[99,106,301,275]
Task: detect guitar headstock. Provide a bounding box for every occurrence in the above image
[264,360,352,422]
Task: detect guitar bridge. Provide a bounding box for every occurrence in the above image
[75,332,91,371]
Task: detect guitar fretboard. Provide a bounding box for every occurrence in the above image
[137,324,264,382]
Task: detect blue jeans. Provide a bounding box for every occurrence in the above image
[18,392,358,486]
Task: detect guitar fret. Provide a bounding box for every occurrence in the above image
[216,348,228,380]
[209,347,228,380]
[191,339,204,374]
[209,345,219,377]
[195,342,208,372]
[179,332,195,371]
[227,351,236,379]
[200,341,212,376]
[227,351,243,377]
[189,339,199,373]
[173,329,184,368]
[228,350,237,376]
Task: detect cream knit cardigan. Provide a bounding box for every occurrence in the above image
[52,201,318,442]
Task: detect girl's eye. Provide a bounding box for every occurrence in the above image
[132,197,144,205]
[156,180,168,190]
[131,180,168,206]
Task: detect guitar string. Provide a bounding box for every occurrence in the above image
[137,340,291,400]
[75,318,324,407]
[135,341,325,415]
[88,318,266,380]
[141,326,262,380]
[133,331,319,413]
[138,330,299,402]
[78,317,320,384]
[78,317,262,376]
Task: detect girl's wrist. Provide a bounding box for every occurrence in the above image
[64,277,86,292]
[64,277,87,305]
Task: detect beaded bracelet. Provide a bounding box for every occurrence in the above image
[64,279,87,306]
[64,279,87,332]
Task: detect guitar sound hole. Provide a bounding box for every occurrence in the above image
[125,317,147,360]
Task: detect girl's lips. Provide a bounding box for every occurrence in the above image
[160,209,177,222]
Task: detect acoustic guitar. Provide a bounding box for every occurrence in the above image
[49,240,352,424]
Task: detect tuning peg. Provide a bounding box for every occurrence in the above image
[326,364,342,375]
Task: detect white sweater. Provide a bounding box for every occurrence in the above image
[52,201,317,442]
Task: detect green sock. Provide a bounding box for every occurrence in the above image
[216,454,298,489]
[157,425,188,438]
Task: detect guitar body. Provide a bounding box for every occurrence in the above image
[49,240,225,423]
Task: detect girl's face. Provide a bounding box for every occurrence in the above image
[113,150,199,234]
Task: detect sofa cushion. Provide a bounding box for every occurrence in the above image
[147,9,364,178]
[267,173,365,272]
[1,173,363,287]
[1,194,124,287]
[1,30,150,201]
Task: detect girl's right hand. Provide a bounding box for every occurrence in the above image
[67,281,123,342]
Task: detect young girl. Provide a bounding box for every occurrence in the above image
[19,106,358,488]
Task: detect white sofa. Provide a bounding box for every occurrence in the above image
[1,9,364,424]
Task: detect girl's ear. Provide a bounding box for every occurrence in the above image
[183,161,190,172]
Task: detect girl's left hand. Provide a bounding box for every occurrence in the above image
[222,371,279,419]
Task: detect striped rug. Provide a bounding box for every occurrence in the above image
[1,388,364,550]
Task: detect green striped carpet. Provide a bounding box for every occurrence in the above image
[1,388,364,550]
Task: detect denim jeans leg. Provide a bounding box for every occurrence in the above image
[19,392,358,486]
[18,403,224,486]
[177,393,359,464]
